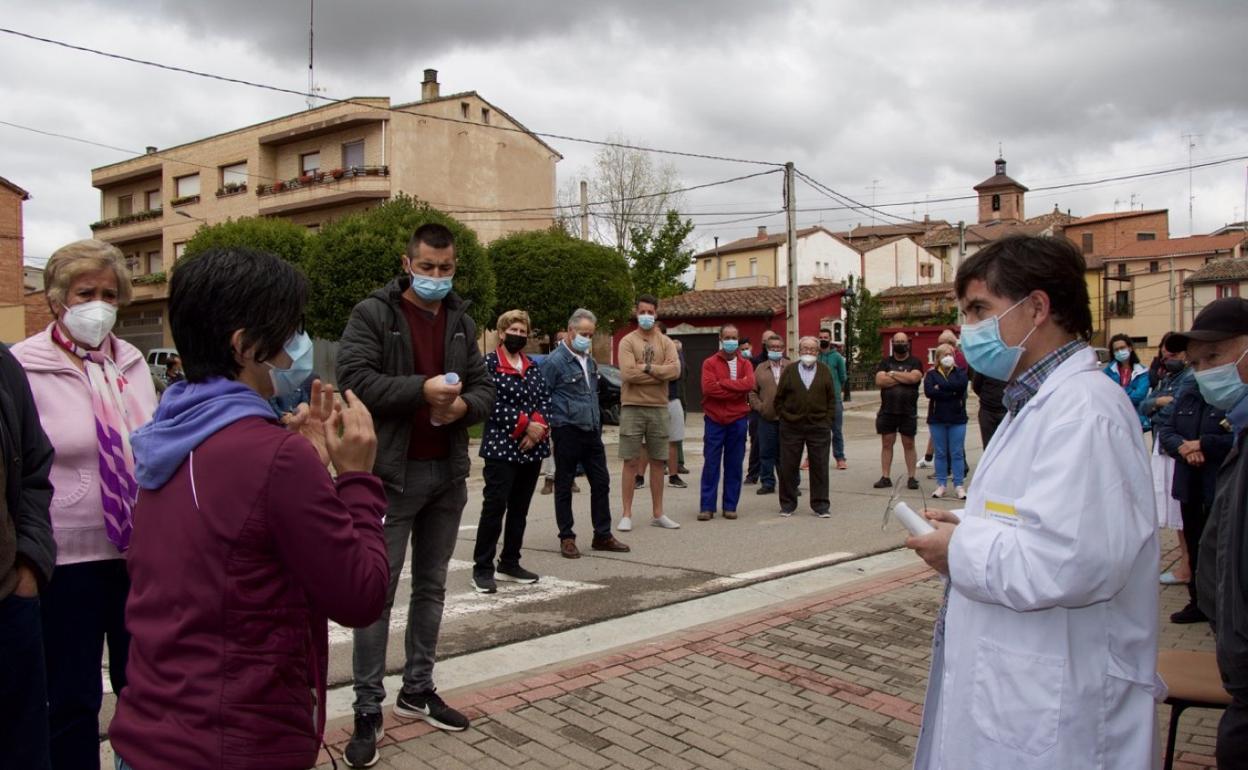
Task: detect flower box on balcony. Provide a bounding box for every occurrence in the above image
[216,182,247,197]
[330,168,345,179]
[89,207,163,230]
[133,271,167,286]
[171,195,200,207]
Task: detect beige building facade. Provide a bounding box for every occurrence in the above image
[89,70,560,352]
[1102,233,1247,358]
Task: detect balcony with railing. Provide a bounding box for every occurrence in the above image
[89,208,164,243]
[256,166,391,215]
[1106,298,1135,318]
[713,275,772,289]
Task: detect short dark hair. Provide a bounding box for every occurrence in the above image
[636,294,659,310]
[169,247,308,383]
[1109,333,1141,366]
[719,323,738,336]
[740,337,751,345]
[819,327,832,336]
[955,235,1093,340]
[407,222,456,255]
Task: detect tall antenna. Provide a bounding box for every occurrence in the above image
[306,0,316,110]
[1182,132,1201,234]
[866,179,882,226]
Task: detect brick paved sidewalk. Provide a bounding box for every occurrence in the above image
[316,545,1220,770]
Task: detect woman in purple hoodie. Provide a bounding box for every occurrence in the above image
[108,247,390,770]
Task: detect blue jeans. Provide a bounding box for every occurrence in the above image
[114,757,134,770]
[832,399,845,461]
[930,422,967,487]
[701,416,749,513]
[758,418,780,488]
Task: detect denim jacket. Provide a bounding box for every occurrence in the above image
[540,342,600,432]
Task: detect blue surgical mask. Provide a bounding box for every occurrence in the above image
[721,339,739,354]
[266,332,314,402]
[768,350,783,361]
[959,297,1036,382]
[637,314,656,331]
[410,272,453,302]
[1114,349,1131,363]
[1195,347,1248,410]
[571,334,592,354]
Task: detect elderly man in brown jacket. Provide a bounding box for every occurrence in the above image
[748,335,790,495]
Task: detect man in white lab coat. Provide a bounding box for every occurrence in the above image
[907,235,1160,769]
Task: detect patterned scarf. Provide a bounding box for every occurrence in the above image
[52,325,145,551]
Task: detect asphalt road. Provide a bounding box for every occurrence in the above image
[325,392,986,690]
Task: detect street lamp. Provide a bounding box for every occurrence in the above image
[843,274,856,402]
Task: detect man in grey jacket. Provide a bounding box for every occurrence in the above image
[336,223,495,767]
[0,343,56,769]
[1168,297,1248,768]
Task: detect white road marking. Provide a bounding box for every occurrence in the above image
[697,552,856,591]
[328,559,602,645]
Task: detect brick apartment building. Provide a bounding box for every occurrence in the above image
[89,69,561,352]
[0,176,30,344]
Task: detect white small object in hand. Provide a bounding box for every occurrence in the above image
[894,502,935,536]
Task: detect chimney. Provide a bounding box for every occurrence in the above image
[421,69,440,101]
[145,146,157,155]
[923,214,930,223]
[757,226,768,240]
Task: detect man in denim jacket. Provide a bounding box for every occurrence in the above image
[541,309,630,559]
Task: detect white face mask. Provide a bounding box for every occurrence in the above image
[940,356,955,369]
[61,301,117,349]
[800,354,817,367]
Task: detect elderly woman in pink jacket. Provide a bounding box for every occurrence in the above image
[12,238,157,770]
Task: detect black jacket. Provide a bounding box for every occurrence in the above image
[479,351,551,465]
[1157,374,1233,505]
[336,278,495,491]
[971,370,1007,416]
[1197,426,1248,698]
[924,366,969,425]
[0,344,55,598]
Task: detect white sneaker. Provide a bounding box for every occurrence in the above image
[955,486,967,500]
[917,459,932,469]
[932,486,946,499]
[617,516,632,532]
[651,515,681,529]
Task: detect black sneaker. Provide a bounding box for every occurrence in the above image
[343,711,383,768]
[394,690,470,732]
[1170,604,1208,625]
[678,465,691,474]
[873,476,892,488]
[668,475,688,488]
[756,486,774,495]
[472,573,497,594]
[634,475,645,489]
[744,476,759,486]
[496,564,539,584]
[908,477,920,490]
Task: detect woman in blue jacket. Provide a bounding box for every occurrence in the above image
[1104,333,1151,430]
[922,343,968,500]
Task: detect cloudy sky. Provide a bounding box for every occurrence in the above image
[3,0,1247,263]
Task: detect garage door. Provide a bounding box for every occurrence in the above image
[676,333,721,413]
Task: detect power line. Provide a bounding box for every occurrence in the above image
[795,169,915,225]
[0,26,784,168]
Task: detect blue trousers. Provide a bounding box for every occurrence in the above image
[831,399,845,461]
[701,416,749,513]
[0,593,50,769]
[930,422,967,487]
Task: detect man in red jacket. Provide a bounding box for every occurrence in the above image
[699,324,756,521]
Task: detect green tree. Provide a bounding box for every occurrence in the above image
[301,194,495,339]
[848,286,885,371]
[488,227,633,336]
[628,209,694,298]
[181,216,311,269]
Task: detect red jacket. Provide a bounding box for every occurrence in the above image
[108,417,389,770]
[701,352,756,425]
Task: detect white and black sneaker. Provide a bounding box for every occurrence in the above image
[394,690,470,732]
[343,711,383,768]
[496,564,539,584]
[472,573,497,594]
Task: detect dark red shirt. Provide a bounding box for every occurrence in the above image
[399,298,450,460]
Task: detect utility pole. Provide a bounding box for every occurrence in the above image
[785,162,799,358]
[1169,257,1176,330]
[579,180,589,240]
[306,0,316,110]
[1183,133,1201,235]
[955,220,966,324]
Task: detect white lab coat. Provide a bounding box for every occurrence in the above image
[914,347,1161,770]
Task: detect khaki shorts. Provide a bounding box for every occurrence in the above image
[619,405,669,460]
[667,399,685,443]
